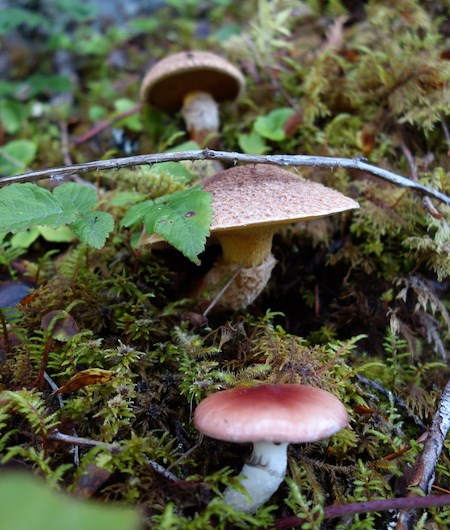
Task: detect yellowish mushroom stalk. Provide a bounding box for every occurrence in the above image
[200,227,277,310]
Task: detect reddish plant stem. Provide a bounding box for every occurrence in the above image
[0,309,10,353]
[31,338,54,390]
[275,494,450,529]
[72,103,142,145]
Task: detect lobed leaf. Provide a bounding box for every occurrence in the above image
[71,211,114,249]
[0,183,76,233]
[121,186,212,264]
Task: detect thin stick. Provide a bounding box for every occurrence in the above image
[49,429,115,448]
[1,149,449,206]
[275,494,450,529]
[49,429,180,482]
[356,374,427,430]
[395,378,450,529]
[202,265,243,317]
[72,103,143,145]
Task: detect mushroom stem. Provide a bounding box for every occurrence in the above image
[217,227,275,268]
[223,441,288,513]
[181,91,220,146]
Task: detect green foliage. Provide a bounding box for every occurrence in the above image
[0,139,38,175]
[1,0,450,527]
[121,186,213,264]
[253,107,295,141]
[0,471,141,530]
[0,182,114,249]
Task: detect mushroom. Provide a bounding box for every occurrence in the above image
[197,164,359,310]
[140,50,245,147]
[194,384,349,513]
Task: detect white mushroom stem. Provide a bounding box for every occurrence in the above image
[181,91,220,146]
[223,441,288,513]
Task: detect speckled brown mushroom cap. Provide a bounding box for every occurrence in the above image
[194,384,349,444]
[140,51,246,112]
[204,164,359,233]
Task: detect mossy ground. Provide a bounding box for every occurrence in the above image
[0,1,449,528]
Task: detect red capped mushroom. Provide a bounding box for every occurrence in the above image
[194,384,349,513]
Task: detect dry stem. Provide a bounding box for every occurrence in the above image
[1,149,449,206]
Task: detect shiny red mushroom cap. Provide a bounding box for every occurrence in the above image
[194,384,349,444]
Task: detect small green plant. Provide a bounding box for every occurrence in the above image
[0,182,113,249]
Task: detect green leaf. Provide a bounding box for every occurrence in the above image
[53,182,98,214]
[238,131,269,155]
[10,227,41,248]
[38,225,75,243]
[114,98,142,132]
[122,187,212,264]
[121,200,155,228]
[109,191,147,207]
[253,107,295,142]
[0,139,38,175]
[22,74,72,98]
[0,8,50,35]
[0,471,141,530]
[10,225,74,248]
[0,99,27,134]
[71,211,114,249]
[0,183,76,233]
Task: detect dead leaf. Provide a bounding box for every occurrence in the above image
[41,310,79,342]
[53,368,116,395]
[72,465,112,498]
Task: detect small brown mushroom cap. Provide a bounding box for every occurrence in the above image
[204,164,359,234]
[194,384,349,444]
[140,50,246,112]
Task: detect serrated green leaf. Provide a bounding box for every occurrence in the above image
[143,186,212,264]
[53,182,98,214]
[121,187,212,264]
[120,200,155,228]
[0,471,141,530]
[0,139,38,175]
[238,131,269,155]
[71,211,114,249]
[253,107,295,142]
[0,183,76,233]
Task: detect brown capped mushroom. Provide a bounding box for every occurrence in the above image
[140,50,245,147]
[194,384,349,513]
[197,164,359,310]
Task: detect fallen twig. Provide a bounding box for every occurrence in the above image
[275,494,450,529]
[49,429,180,482]
[72,103,142,146]
[1,149,449,206]
[395,377,450,529]
[356,374,427,430]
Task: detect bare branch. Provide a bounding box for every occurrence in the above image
[275,494,450,529]
[49,429,180,482]
[1,149,449,206]
[395,378,450,529]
